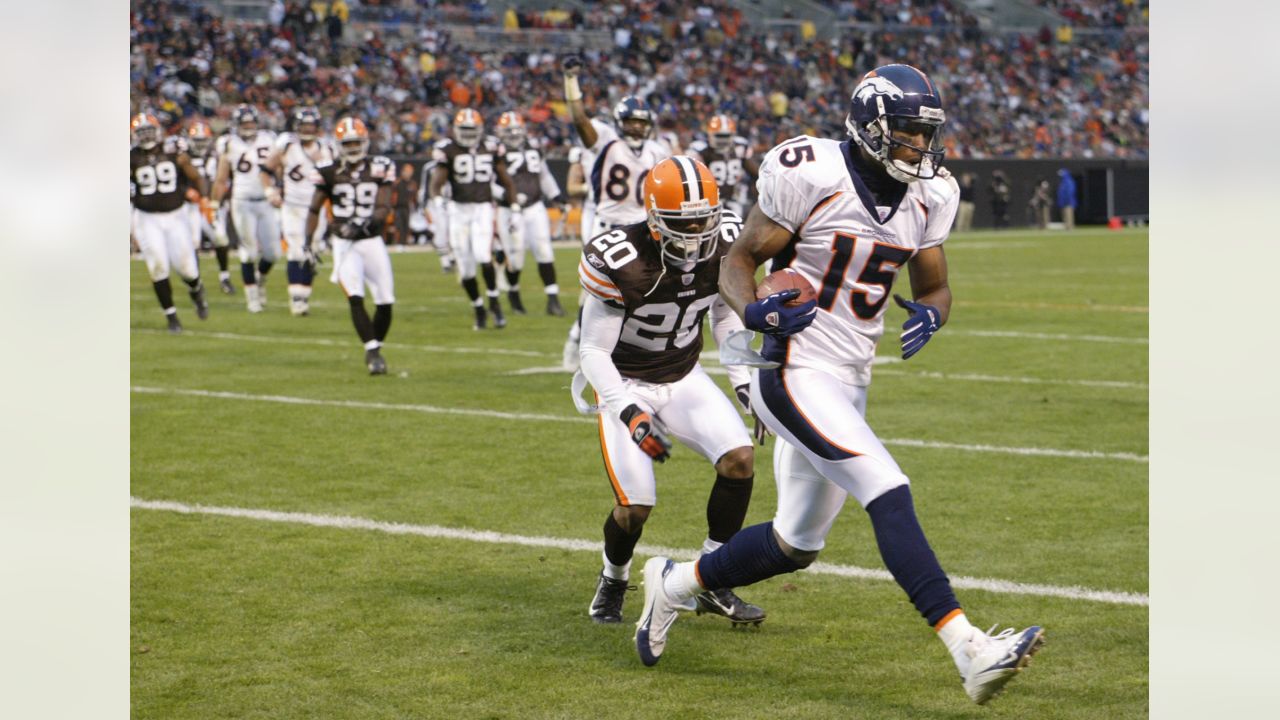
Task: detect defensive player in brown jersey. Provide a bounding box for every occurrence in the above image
[305,118,397,375]
[428,109,522,330]
[575,156,765,627]
[686,114,760,220]
[186,119,234,294]
[494,111,566,317]
[130,113,210,333]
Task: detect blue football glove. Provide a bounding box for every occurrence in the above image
[744,289,818,337]
[894,293,941,360]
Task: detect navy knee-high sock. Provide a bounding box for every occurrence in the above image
[696,521,801,591]
[865,485,960,625]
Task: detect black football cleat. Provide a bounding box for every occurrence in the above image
[365,347,388,375]
[695,588,766,627]
[191,287,209,320]
[546,294,565,317]
[588,572,634,624]
[508,290,527,315]
[219,277,236,295]
[472,304,487,330]
[166,314,183,335]
[489,298,507,329]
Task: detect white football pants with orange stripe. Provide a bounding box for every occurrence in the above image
[133,206,199,282]
[749,365,910,552]
[332,237,395,305]
[447,201,494,279]
[596,365,751,507]
[280,203,327,261]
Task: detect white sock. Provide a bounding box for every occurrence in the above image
[662,560,703,602]
[219,270,230,281]
[545,283,559,295]
[699,538,723,556]
[935,610,976,673]
[601,551,629,581]
[363,339,381,351]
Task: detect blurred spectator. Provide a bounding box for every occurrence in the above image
[130,0,1148,163]
[1028,179,1052,229]
[955,172,975,232]
[990,170,1011,229]
[391,161,419,245]
[1056,168,1077,230]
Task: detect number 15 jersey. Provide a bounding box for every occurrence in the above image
[756,136,958,386]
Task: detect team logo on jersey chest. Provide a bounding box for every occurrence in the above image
[681,273,695,286]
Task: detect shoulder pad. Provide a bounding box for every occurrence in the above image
[275,132,296,150]
[688,139,708,153]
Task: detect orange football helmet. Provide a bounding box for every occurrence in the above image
[186,119,213,155]
[453,108,483,148]
[643,156,722,265]
[131,113,161,149]
[496,111,526,149]
[334,117,370,163]
[705,114,736,153]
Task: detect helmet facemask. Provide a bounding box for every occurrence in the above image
[620,118,651,151]
[133,125,159,150]
[649,199,722,266]
[709,132,733,154]
[499,124,526,150]
[340,137,369,163]
[190,136,211,155]
[237,120,258,141]
[847,101,946,183]
[454,123,482,148]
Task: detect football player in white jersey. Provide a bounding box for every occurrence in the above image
[687,114,759,219]
[212,104,280,313]
[493,111,566,317]
[260,105,335,316]
[634,65,1046,705]
[561,56,671,370]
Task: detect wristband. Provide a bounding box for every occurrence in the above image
[564,74,583,103]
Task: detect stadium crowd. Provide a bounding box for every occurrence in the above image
[130,0,1147,160]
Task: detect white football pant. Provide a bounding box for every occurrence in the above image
[333,237,395,305]
[133,207,199,282]
[497,201,554,271]
[750,365,910,552]
[447,201,494,280]
[280,203,327,261]
[596,364,751,507]
[231,197,281,265]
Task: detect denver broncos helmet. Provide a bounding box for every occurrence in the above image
[845,64,946,183]
[293,106,321,142]
[613,96,653,151]
[232,104,259,141]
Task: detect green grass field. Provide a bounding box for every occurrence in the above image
[131,227,1148,719]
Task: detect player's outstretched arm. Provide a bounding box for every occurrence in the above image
[562,55,598,148]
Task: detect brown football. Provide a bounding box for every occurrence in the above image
[755,268,817,306]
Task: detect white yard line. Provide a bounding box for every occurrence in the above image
[949,329,1148,345]
[130,497,1149,607]
[131,327,552,358]
[131,386,1148,462]
[871,368,1147,390]
[955,300,1148,314]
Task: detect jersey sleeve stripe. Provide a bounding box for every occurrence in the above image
[578,267,623,301]
[578,260,619,290]
[797,191,843,234]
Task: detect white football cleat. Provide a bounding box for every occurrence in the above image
[562,336,580,372]
[635,557,679,667]
[246,286,263,313]
[962,625,1045,704]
